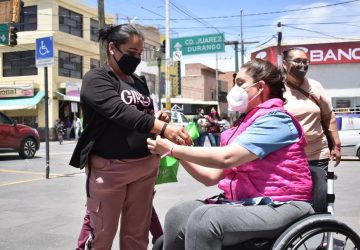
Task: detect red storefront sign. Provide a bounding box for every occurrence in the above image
[251,41,360,65]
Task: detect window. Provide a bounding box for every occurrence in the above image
[90,58,100,69]
[141,43,156,62]
[0,113,12,124]
[340,117,360,131]
[90,18,99,42]
[59,6,83,37]
[59,51,83,79]
[336,99,351,108]
[15,5,37,31]
[3,51,37,76]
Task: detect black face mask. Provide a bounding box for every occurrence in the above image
[288,63,308,80]
[113,48,141,75]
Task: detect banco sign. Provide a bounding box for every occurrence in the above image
[252,41,360,65]
[171,33,225,56]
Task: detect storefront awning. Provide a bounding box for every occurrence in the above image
[55,92,80,102]
[0,91,45,110]
[327,88,360,98]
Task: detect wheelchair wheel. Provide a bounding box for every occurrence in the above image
[272,214,360,250]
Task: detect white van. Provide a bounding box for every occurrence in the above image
[336,114,360,159]
[170,111,189,128]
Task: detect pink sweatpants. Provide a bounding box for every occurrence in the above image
[86,154,159,250]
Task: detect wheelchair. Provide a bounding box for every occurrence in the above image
[152,164,360,250]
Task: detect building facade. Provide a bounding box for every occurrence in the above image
[177,63,228,115]
[0,0,161,140]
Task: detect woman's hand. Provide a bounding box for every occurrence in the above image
[331,146,341,167]
[147,135,174,156]
[164,124,193,146]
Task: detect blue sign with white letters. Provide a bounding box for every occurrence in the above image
[36,36,54,67]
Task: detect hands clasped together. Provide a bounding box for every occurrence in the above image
[149,111,193,157]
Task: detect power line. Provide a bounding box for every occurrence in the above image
[109,0,360,21]
[245,0,360,16]
[283,24,360,40]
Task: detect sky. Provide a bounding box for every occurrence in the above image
[82,0,360,73]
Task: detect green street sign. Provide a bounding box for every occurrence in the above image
[0,24,9,45]
[171,33,225,56]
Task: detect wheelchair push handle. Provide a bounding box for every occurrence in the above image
[327,162,337,215]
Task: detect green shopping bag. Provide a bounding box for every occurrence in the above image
[186,122,200,140]
[156,156,180,185]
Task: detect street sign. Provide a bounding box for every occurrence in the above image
[36,36,54,68]
[171,33,225,56]
[173,50,182,61]
[0,24,9,45]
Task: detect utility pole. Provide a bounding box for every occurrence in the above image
[225,41,258,72]
[277,22,283,70]
[98,0,107,64]
[225,10,258,72]
[240,10,244,67]
[115,13,119,25]
[215,53,219,102]
[165,0,171,110]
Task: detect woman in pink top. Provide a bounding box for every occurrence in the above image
[147,59,313,250]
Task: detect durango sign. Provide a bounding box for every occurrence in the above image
[171,33,225,56]
[251,41,360,65]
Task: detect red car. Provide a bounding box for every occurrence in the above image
[0,111,40,159]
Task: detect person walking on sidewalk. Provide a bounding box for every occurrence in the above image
[69,24,192,250]
[206,107,221,146]
[55,119,65,144]
[73,114,82,141]
[282,47,341,169]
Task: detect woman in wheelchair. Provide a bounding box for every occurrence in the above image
[147,59,315,250]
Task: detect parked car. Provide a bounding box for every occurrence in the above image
[336,114,360,159]
[0,111,40,159]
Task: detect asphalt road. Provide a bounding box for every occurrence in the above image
[0,140,359,249]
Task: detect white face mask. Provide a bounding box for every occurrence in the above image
[227,82,259,113]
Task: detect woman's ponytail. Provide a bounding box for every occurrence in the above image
[98,25,113,42]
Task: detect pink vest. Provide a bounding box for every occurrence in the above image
[218,99,312,202]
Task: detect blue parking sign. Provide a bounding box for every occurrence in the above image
[36,36,54,68]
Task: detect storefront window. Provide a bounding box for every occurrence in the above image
[336,99,351,108]
[90,18,99,42]
[11,116,38,128]
[59,51,83,79]
[15,5,37,31]
[141,43,156,62]
[59,6,83,38]
[3,51,38,77]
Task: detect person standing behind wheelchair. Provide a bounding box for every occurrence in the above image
[282,47,341,169]
[69,24,192,250]
[147,59,313,250]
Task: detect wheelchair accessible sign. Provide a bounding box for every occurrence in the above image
[36,36,54,68]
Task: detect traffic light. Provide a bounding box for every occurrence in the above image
[160,40,166,54]
[8,26,17,46]
[11,0,21,23]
